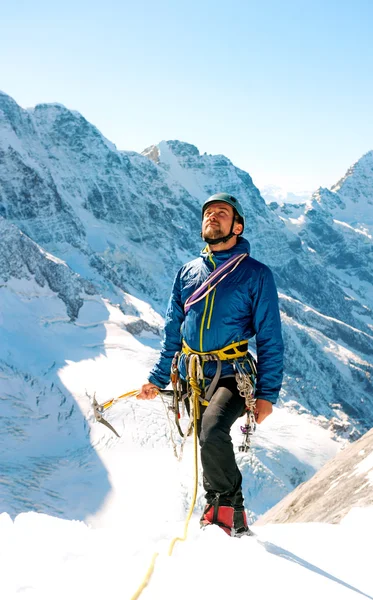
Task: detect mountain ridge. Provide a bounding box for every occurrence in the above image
[1,91,373,437]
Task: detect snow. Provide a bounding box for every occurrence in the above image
[1,510,372,599]
[334,219,373,239]
[3,294,369,599]
[157,140,211,201]
[289,214,306,226]
[354,451,373,484]
[3,276,368,599]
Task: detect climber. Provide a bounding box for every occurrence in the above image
[138,192,284,536]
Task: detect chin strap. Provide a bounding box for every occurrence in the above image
[201,214,237,246]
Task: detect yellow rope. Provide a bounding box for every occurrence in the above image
[168,359,200,555]
[129,551,159,600]
[130,355,201,599]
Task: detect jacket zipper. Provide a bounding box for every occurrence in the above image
[199,253,216,351]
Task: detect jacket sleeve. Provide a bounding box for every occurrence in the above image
[148,269,185,388]
[251,266,284,403]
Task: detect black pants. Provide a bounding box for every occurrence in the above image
[184,377,246,508]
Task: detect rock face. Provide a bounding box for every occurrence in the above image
[0,217,95,319]
[331,150,373,229]
[255,428,373,524]
[268,151,373,315]
[0,92,373,437]
[0,92,202,309]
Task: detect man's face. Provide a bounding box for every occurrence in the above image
[202,202,235,240]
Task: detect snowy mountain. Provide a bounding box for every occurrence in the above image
[0,217,95,318]
[331,151,373,230]
[0,91,202,311]
[1,91,373,528]
[256,426,373,525]
[1,90,373,433]
[268,152,373,317]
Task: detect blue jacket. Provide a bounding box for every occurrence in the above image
[149,237,284,403]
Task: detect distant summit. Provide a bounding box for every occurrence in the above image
[163,140,200,157]
[332,150,373,197]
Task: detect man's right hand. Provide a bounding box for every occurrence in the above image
[137,382,160,400]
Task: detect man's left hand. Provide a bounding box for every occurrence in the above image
[254,399,273,424]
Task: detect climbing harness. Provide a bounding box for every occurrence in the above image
[181,339,250,405]
[182,338,249,361]
[175,339,258,452]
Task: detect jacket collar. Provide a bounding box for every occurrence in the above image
[200,237,251,266]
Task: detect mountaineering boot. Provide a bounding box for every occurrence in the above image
[232,508,253,538]
[200,503,233,536]
[200,504,253,537]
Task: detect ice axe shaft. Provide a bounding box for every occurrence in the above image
[92,389,174,437]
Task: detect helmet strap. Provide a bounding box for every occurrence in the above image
[201,214,236,246]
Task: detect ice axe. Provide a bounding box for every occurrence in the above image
[92,388,174,437]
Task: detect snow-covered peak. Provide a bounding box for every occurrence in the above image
[277,151,373,234]
[0,90,37,143]
[151,139,268,222]
[306,186,346,214]
[31,101,117,154]
[141,144,160,163]
[158,139,233,168]
[326,151,373,230]
[0,90,24,124]
[162,139,200,158]
[332,150,373,197]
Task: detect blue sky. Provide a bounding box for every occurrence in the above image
[1,0,373,194]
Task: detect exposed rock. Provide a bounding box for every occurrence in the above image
[141,145,160,164]
[0,218,94,320]
[255,428,373,524]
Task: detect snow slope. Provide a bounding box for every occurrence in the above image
[2,307,365,598]
[0,247,340,521]
[1,509,373,600]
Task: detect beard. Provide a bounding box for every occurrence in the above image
[202,223,224,239]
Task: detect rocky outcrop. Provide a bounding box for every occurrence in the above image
[255,428,373,524]
[0,218,95,319]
